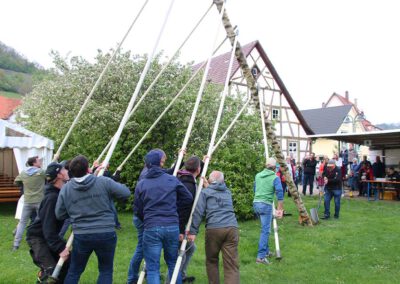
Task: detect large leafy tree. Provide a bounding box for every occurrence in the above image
[18,50,265,219]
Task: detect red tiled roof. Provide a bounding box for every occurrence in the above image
[326,93,380,131]
[193,41,258,84]
[192,40,314,135]
[0,96,22,119]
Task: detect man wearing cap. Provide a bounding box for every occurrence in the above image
[322,159,342,219]
[26,161,71,283]
[55,155,131,283]
[253,157,284,265]
[13,156,46,250]
[134,149,193,284]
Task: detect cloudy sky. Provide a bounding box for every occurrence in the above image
[2,0,399,124]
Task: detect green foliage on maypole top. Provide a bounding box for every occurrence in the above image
[17,49,265,219]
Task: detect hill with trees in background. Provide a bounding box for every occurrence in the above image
[0,41,47,99]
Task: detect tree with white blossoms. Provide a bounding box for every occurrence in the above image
[17,49,265,219]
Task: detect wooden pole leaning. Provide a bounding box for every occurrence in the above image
[94,2,214,166]
[214,0,313,226]
[98,0,176,177]
[53,0,150,162]
[170,13,235,284]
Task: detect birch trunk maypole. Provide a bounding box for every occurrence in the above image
[214,0,312,225]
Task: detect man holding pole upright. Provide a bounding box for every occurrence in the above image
[134,149,193,284]
[26,161,70,283]
[253,157,284,265]
[55,155,130,283]
[188,170,239,284]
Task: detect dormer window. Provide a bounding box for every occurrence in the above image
[251,64,260,79]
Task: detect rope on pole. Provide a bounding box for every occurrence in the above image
[171,1,226,177]
[53,0,150,162]
[98,0,176,177]
[170,14,235,284]
[94,2,214,165]
[115,36,229,173]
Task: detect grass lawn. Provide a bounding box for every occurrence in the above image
[1,196,399,283]
[0,91,22,99]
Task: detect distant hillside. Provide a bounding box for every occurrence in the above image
[0,41,47,96]
[376,123,400,130]
[0,41,39,74]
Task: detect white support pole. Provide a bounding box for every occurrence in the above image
[258,88,282,260]
[171,0,226,177]
[212,91,251,154]
[50,1,151,280]
[170,16,236,284]
[115,37,228,173]
[53,0,149,161]
[94,3,213,165]
[98,0,176,177]
[51,229,74,279]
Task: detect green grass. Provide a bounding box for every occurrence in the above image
[1,197,399,283]
[0,90,22,99]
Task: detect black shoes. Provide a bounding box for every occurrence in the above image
[321,216,330,220]
[183,276,196,283]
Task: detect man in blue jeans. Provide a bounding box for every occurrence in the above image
[55,155,131,284]
[302,152,317,196]
[134,149,193,284]
[253,157,284,265]
[127,215,144,284]
[322,159,342,219]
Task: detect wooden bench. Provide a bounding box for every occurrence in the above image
[0,187,21,203]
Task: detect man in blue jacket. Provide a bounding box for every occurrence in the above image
[55,155,130,284]
[134,149,193,284]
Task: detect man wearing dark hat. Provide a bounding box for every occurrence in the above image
[55,155,131,283]
[13,156,46,250]
[26,161,71,283]
[134,149,193,284]
[322,159,342,219]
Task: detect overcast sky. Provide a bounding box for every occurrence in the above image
[1,0,399,124]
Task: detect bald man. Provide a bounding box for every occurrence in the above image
[189,171,239,284]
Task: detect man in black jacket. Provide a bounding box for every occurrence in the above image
[177,156,202,283]
[322,160,342,219]
[302,152,317,195]
[26,162,71,283]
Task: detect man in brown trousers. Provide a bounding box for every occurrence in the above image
[188,171,239,284]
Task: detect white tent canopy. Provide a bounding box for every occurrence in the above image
[0,119,54,173]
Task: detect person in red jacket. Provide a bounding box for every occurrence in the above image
[358,163,374,197]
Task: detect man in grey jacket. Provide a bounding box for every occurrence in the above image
[55,155,130,284]
[188,171,239,284]
[13,156,46,250]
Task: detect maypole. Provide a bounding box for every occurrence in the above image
[213,0,312,225]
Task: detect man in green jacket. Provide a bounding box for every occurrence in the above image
[13,156,46,250]
[253,157,284,265]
